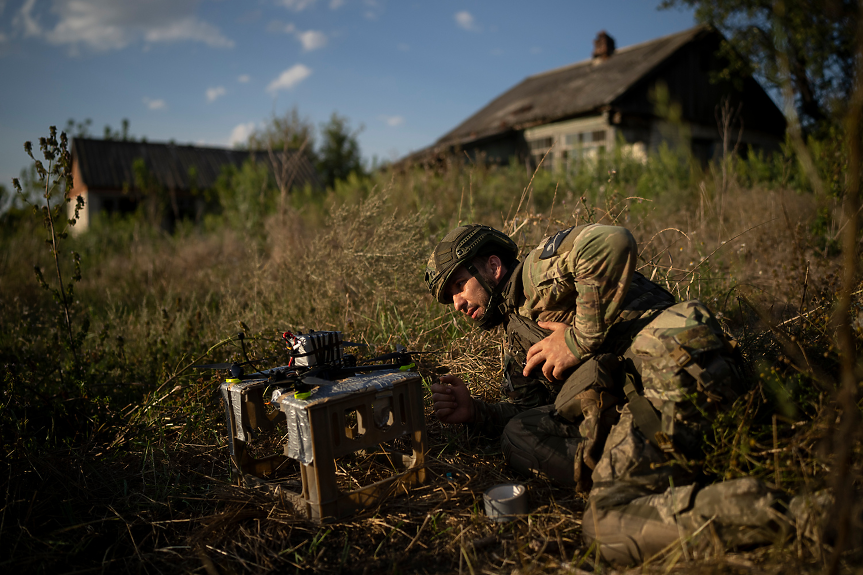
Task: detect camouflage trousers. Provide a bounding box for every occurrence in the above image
[500,406,790,564]
[499,300,790,564]
[582,477,791,564]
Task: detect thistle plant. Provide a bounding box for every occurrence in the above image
[12,126,86,374]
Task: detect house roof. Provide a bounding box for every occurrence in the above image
[436,25,710,147]
[71,138,320,193]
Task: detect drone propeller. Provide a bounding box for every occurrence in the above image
[194,362,236,370]
[193,356,278,379]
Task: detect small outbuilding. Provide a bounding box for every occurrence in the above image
[410,25,785,170]
[68,138,320,230]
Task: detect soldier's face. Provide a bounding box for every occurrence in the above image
[445,266,490,320]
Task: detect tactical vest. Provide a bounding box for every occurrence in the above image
[496,228,676,408]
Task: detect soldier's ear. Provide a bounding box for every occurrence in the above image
[487,255,506,282]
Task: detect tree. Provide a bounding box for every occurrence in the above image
[316,112,364,189]
[214,157,276,238]
[64,117,136,141]
[246,107,318,210]
[103,118,133,141]
[661,0,858,131]
[243,108,365,195]
[246,107,316,157]
[64,118,92,138]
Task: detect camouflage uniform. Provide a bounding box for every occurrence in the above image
[470,225,678,489]
[454,225,788,564]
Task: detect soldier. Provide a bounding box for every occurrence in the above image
[425,223,793,564]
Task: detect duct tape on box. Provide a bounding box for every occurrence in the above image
[277,371,406,464]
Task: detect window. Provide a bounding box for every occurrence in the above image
[528,136,554,171]
[562,128,609,167]
[528,137,554,151]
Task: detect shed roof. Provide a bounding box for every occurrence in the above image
[71,138,320,193]
[436,25,709,147]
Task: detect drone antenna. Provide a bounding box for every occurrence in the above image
[237,332,266,376]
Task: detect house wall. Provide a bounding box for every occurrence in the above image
[612,32,785,160]
[523,114,657,170]
[463,136,521,165]
[68,159,90,230]
[523,114,616,172]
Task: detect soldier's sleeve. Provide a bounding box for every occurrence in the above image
[468,358,554,436]
[468,398,526,436]
[564,225,637,360]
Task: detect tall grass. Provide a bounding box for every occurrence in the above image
[0,130,860,573]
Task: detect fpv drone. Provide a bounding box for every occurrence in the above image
[197,330,429,521]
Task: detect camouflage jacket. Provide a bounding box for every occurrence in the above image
[471,224,676,435]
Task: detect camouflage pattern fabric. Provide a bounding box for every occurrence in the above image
[475,224,675,433]
[518,225,643,361]
[626,300,746,459]
[448,225,779,563]
[630,300,744,406]
[499,406,584,487]
[588,407,698,509]
[583,478,791,565]
[496,357,623,492]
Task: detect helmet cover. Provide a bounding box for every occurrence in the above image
[424,224,518,304]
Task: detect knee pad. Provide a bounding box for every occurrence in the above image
[582,504,680,566]
[500,428,540,478]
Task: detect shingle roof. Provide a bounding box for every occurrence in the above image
[72,138,320,193]
[436,25,708,147]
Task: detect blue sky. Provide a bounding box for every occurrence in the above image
[0,0,696,189]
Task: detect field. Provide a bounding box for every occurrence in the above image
[1,134,861,574]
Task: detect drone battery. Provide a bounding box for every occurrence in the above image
[291,331,342,367]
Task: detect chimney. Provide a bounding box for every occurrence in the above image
[592,31,615,62]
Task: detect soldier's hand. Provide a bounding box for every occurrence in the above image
[430,375,476,424]
[524,321,581,381]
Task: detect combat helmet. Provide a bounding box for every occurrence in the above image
[425,224,519,329]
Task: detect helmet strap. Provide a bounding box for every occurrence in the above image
[464,261,515,330]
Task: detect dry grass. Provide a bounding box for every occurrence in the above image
[1,156,861,574]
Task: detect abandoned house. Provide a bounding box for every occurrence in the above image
[410,25,786,171]
[68,138,320,230]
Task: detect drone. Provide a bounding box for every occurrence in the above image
[195,330,430,521]
[194,330,418,394]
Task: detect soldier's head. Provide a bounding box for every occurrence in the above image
[424,224,519,329]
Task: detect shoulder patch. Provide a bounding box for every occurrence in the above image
[538,227,574,260]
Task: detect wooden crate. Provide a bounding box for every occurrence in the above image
[221,370,427,521]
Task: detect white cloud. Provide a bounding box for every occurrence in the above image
[379,115,404,127]
[266,64,312,93]
[144,18,234,48]
[269,22,328,52]
[297,30,327,51]
[14,0,42,37]
[276,0,317,11]
[455,11,479,32]
[14,0,234,52]
[206,86,226,102]
[229,122,256,147]
[329,0,344,8]
[237,74,250,83]
[143,97,166,110]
